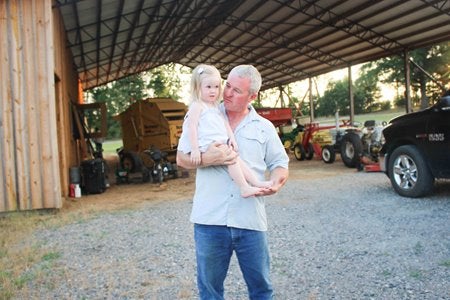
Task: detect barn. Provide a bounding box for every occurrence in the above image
[1,0,449,211]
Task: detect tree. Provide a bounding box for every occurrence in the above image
[88,74,148,138]
[315,78,369,117]
[366,42,450,109]
[354,66,382,112]
[86,63,191,138]
[146,63,189,101]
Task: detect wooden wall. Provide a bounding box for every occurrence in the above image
[0,0,79,211]
[52,1,80,203]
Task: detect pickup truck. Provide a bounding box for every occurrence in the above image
[379,92,450,197]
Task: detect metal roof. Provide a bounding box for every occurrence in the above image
[55,0,450,91]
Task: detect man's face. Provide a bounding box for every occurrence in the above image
[223,73,256,113]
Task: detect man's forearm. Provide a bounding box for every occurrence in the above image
[176,143,238,170]
[176,151,197,169]
[270,167,289,191]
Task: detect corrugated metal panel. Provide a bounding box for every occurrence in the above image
[55,0,450,91]
[0,0,62,211]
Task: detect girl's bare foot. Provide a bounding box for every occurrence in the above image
[241,186,266,198]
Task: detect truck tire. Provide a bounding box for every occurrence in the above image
[293,143,305,161]
[388,145,434,198]
[340,132,363,168]
[321,145,336,163]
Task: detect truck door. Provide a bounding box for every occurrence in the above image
[426,105,450,177]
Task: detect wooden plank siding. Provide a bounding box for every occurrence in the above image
[0,0,79,211]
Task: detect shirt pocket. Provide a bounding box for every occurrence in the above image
[238,127,268,165]
[240,127,267,143]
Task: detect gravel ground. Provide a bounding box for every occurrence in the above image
[16,164,450,299]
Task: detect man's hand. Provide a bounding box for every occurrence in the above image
[176,142,238,169]
[257,167,289,196]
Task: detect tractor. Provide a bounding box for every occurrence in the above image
[320,120,386,169]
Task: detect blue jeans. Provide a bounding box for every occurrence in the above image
[194,224,273,300]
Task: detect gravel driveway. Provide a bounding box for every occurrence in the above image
[17,161,450,299]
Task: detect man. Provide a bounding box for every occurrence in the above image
[177,65,289,299]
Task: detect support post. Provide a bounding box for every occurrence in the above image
[348,66,354,124]
[309,77,314,122]
[404,50,412,113]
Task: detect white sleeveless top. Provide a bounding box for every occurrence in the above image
[178,105,229,153]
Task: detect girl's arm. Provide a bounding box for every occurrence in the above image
[222,113,238,151]
[186,102,203,165]
[176,142,238,169]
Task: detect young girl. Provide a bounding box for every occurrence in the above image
[178,64,272,197]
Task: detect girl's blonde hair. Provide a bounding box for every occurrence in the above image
[190,64,222,104]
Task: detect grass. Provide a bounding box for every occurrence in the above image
[0,212,47,299]
[439,259,450,267]
[0,210,100,299]
[314,107,406,125]
[102,139,123,155]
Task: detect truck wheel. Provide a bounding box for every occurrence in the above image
[321,145,336,163]
[340,132,363,168]
[388,145,434,198]
[304,142,314,160]
[293,144,305,161]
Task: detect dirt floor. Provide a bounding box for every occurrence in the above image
[63,152,360,214]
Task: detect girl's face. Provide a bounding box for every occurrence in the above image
[200,76,221,103]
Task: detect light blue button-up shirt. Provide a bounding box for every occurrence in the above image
[188,104,289,231]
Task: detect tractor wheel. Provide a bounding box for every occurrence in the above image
[321,145,336,164]
[340,132,363,168]
[120,151,142,172]
[283,139,293,150]
[293,144,305,161]
[157,168,164,184]
[304,142,314,160]
[142,167,150,183]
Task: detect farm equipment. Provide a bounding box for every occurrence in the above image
[116,98,187,156]
[115,146,178,184]
[256,107,300,149]
[320,119,386,170]
[115,98,187,183]
[292,119,356,161]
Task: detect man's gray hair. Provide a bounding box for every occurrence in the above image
[229,65,262,95]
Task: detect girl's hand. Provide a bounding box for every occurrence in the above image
[228,137,239,152]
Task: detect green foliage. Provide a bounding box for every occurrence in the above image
[316,79,349,116]
[315,78,368,117]
[355,66,381,112]
[88,74,148,138]
[313,42,450,117]
[147,63,189,101]
[365,42,450,109]
[86,63,190,139]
